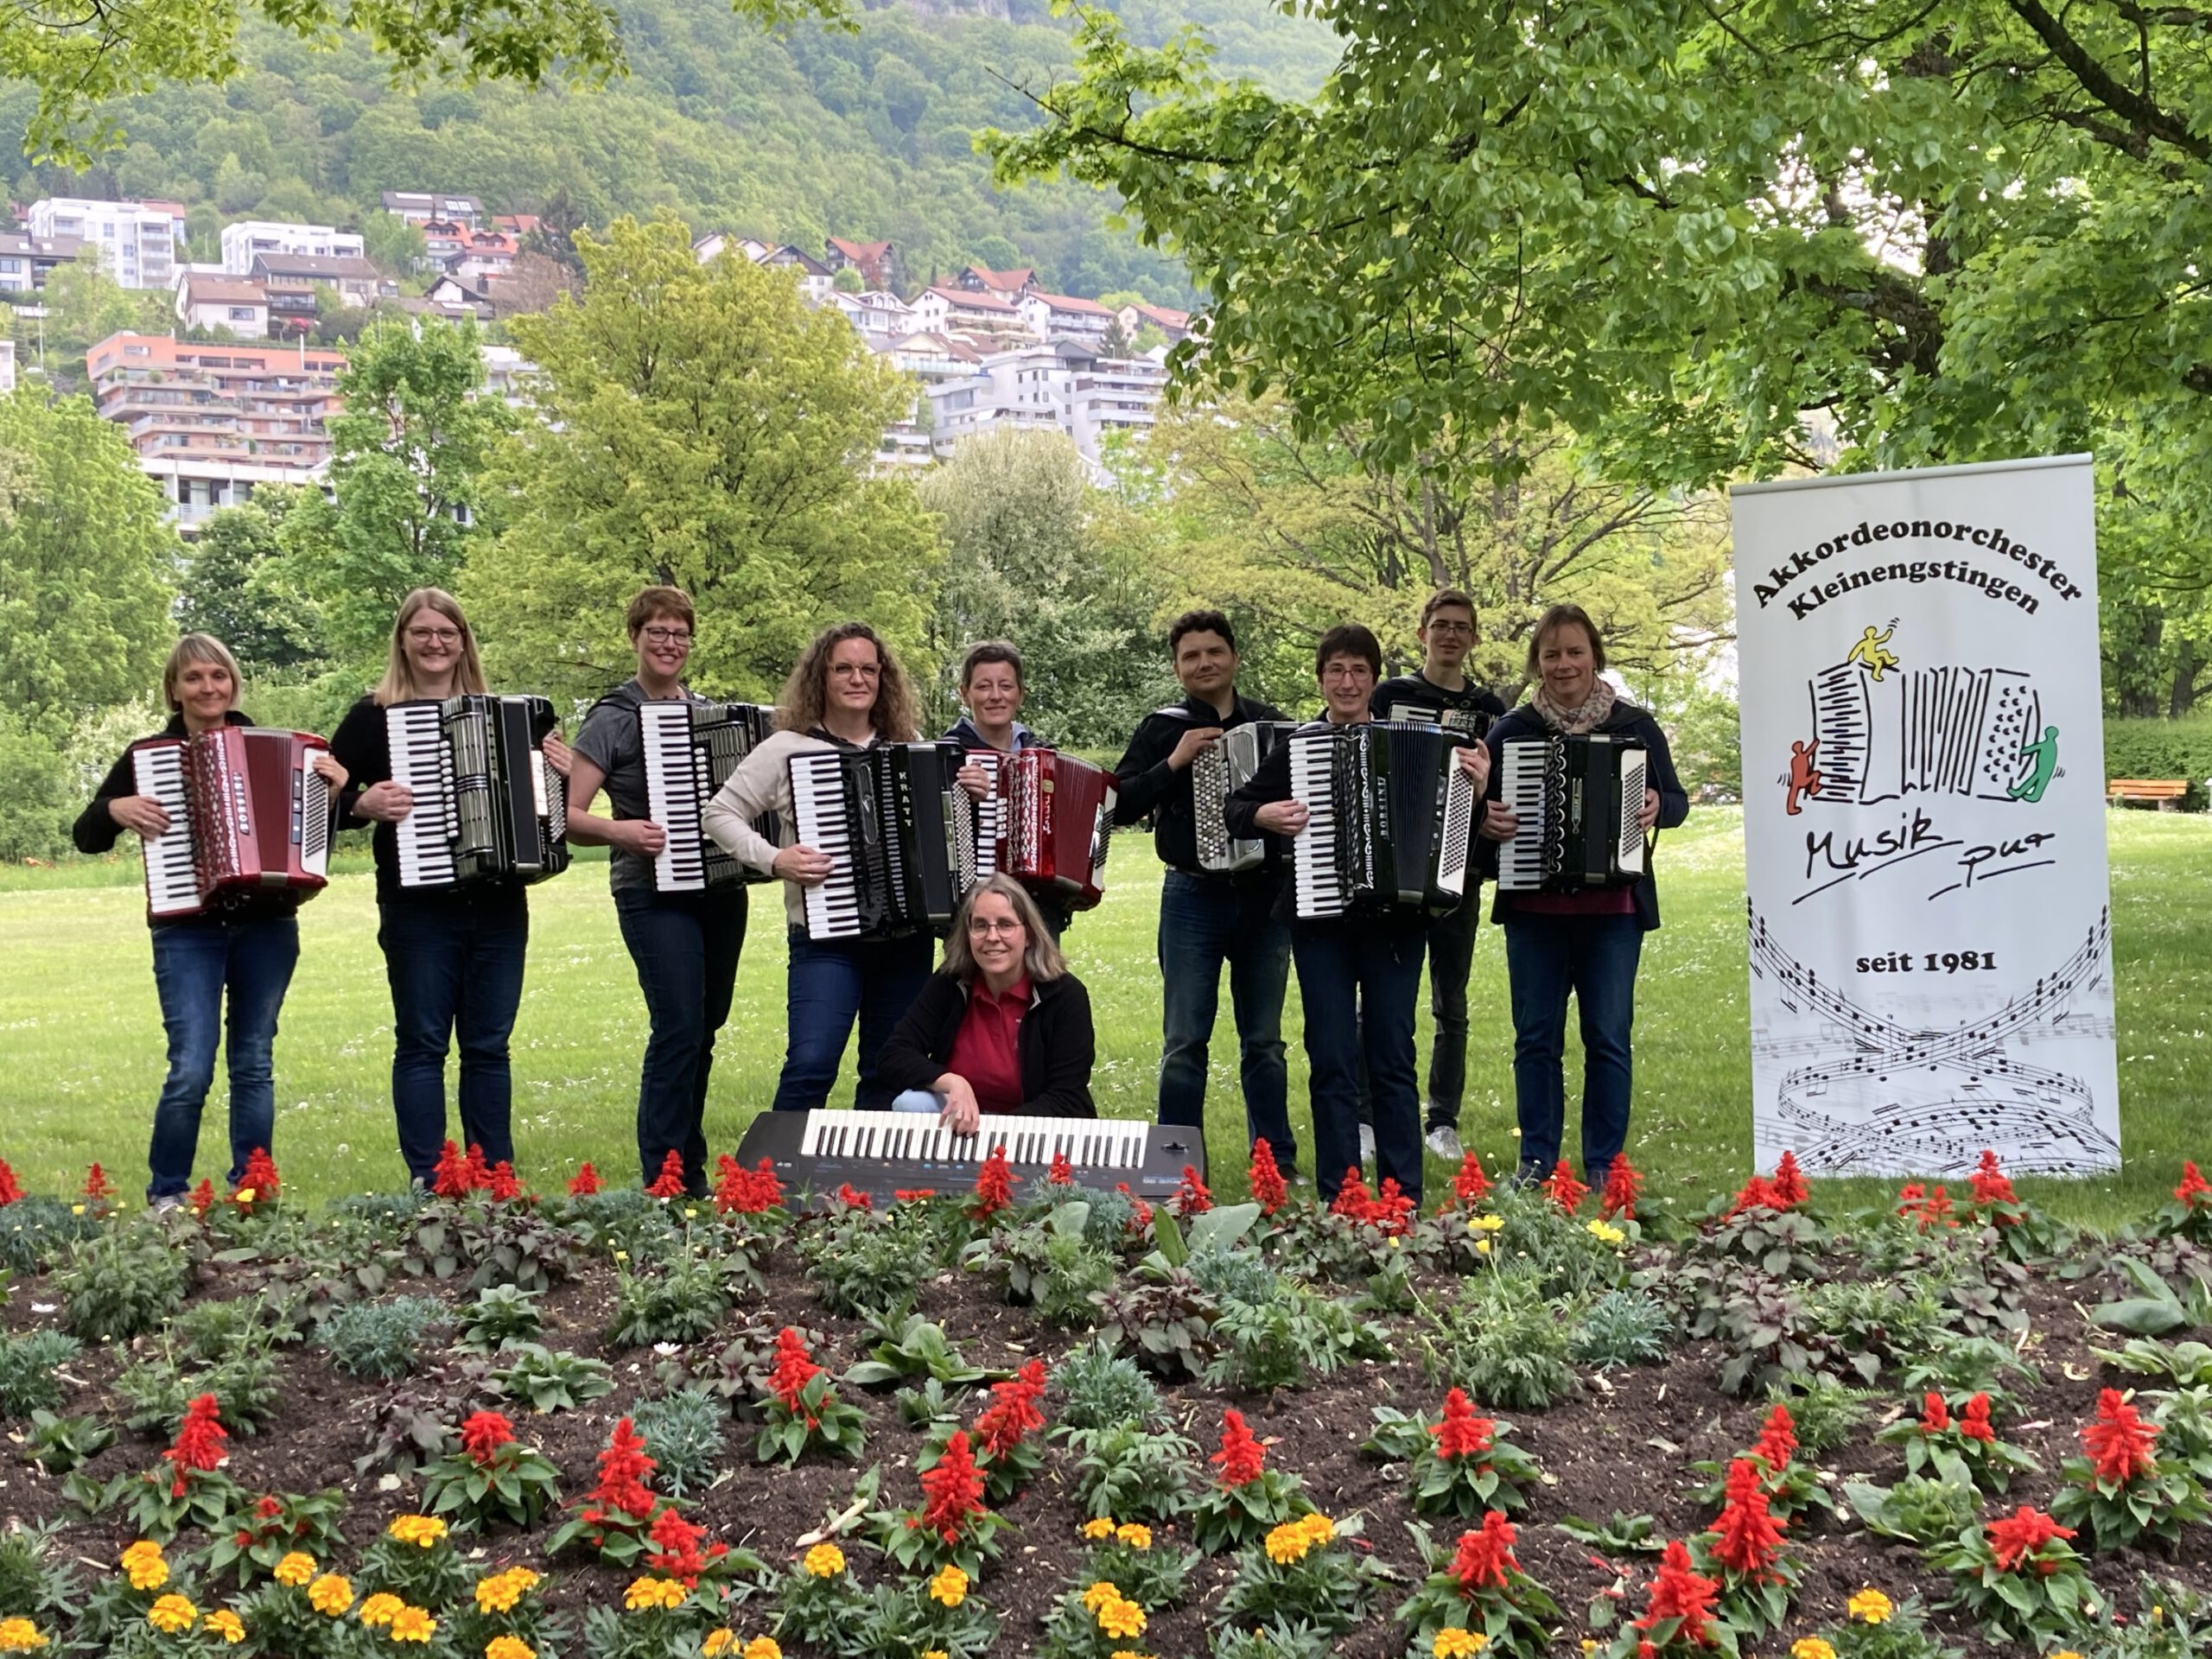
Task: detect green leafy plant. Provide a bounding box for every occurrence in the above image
[454,1283,544,1352]
[1773,1375,1878,1455]
[2092,1337,2212,1387]
[1203,1286,1386,1391]
[845,1313,988,1389]
[798,1205,944,1319]
[2090,1255,2212,1338]
[628,1389,728,1499]
[1065,1421,1199,1522]
[607,1249,742,1348]
[1417,1272,1577,1410]
[0,1198,97,1274]
[53,1226,189,1342]
[0,1331,79,1418]
[1052,1341,1161,1432]
[1568,1287,1674,1368]
[1896,1331,2037,1407]
[113,1331,284,1437]
[205,1486,348,1585]
[0,1519,80,1630]
[315,1295,448,1381]
[1215,1510,1378,1638]
[404,1195,582,1294]
[490,1342,615,1412]
[22,1409,112,1476]
[1842,1475,1982,1545]
[1090,1266,1217,1379]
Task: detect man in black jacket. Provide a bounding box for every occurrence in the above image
[1370,588,1509,1163]
[1113,610,1299,1175]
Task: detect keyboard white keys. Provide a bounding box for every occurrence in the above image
[386,702,457,887]
[132,744,200,917]
[641,702,706,892]
[1497,740,1554,893]
[790,751,861,938]
[1289,730,1344,918]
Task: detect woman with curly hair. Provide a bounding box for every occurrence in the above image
[704,620,930,1112]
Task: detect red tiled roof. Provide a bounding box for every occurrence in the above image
[925,285,1020,315]
[965,264,1034,293]
[1029,291,1113,316]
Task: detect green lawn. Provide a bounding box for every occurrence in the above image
[4,811,2208,1227]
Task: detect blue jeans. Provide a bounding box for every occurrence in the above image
[614,886,748,1193]
[1502,912,1643,1185]
[147,916,300,1200]
[1293,920,1427,1205]
[378,894,529,1185]
[1157,872,1295,1173]
[893,1090,942,1112]
[1424,892,1481,1124]
[772,931,934,1114]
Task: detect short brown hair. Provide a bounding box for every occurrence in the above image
[1314,622,1382,678]
[162,633,242,713]
[961,640,1024,689]
[1421,589,1477,627]
[941,874,1065,982]
[626,587,695,639]
[1526,602,1606,676]
[1168,608,1236,655]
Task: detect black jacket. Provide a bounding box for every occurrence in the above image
[1370,671,1505,734]
[1480,698,1690,931]
[75,710,308,929]
[875,970,1097,1118]
[328,694,528,910]
[1113,691,1290,876]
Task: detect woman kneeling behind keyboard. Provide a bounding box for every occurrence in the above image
[876,874,1097,1130]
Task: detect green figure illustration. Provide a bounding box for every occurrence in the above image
[1846,624,1902,683]
[2010,724,2060,802]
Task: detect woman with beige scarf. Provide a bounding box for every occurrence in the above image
[1478,603,1688,1189]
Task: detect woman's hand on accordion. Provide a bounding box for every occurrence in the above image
[773,843,835,886]
[543,733,575,779]
[957,762,991,801]
[1478,801,1518,842]
[1255,799,1309,836]
[353,781,416,823]
[1453,742,1492,794]
[109,795,172,840]
[1639,787,1660,830]
[312,753,348,791]
[613,818,668,856]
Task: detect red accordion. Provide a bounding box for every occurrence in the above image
[993,749,1116,912]
[131,728,333,919]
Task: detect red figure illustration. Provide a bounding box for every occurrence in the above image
[1785,739,1823,817]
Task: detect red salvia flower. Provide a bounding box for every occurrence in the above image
[1116,1182,1153,1231]
[1429,1389,1496,1463]
[586,1419,658,1520]
[1634,1539,1720,1644]
[1986,1504,2075,1573]
[1173,1164,1214,1216]
[916,1429,988,1542]
[1370,1176,1415,1234]
[1543,1159,1588,1215]
[187,1179,216,1218]
[711,1154,750,1214]
[835,1183,874,1211]
[1452,1151,1492,1206]
[460,1142,493,1190]
[1770,1150,1809,1208]
[1047,1149,1074,1187]
[1447,1510,1519,1593]
[645,1149,688,1199]
[82,1162,114,1200]
[767,1328,822,1414]
[164,1393,228,1497]
[969,1146,1014,1218]
[431,1140,473,1198]
[2083,1388,2159,1485]
[235,1147,279,1205]
[1969,1147,2018,1209]
[974,1359,1047,1459]
[893,1189,938,1202]
[460,1411,515,1464]
[1920,1391,1952,1433]
[1725,1174,1783,1219]
[1960,1392,1997,1445]
[486,1160,523,1203]
[1711,1458,1785,1578]
[0,1158,21,1206]
[1599,1155,1643,1220]
[1212,1409,1266,1489]
[1248,1138,1289,1217]
[2176,1160,2212,1209]
[1897,1181,1956,1230]
[1751,1403,1798,1474]
[645,1505,709,1584]
[1332,1167,1376,1220]
[566,1160,602,1197]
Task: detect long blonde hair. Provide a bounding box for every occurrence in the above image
[374,588,489,706]
[941,875,1065,983]
[162,633,242,713]
[777,621,919,741]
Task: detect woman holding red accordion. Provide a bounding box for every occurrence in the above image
[73,633,346,1208]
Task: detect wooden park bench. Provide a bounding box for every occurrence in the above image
[2107,779,2190,810]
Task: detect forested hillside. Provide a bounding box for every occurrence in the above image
[0,0,1335,302]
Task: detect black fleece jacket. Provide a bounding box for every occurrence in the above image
[874,970,1097,1117]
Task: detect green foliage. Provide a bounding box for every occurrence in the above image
[0,1198,95,1274]
[606,1251,734,1348]
[797,1204,944,1320]
[113,1325,284,1435]
[1842,1476,1983,1547]
[177,489,325,677]
[846,1313,988,1389]
[419,1426,563,1533]
[490,1341,614,1412]
[756,1369,869,1467]
[1418,1272,1578,1410]
[627,1389,727,1500]
[22,1410,112,1475]
[1052,1340,1161,1433]
[1090,1265,1217,1378]
[1215,1513,1376,1638]
[0,711,75,861]
[0,1330,78,1418]
[54,1225,189,1342]
[1567,1288,1674,1369]
[455,1283,544,1353]
[1772,1376,1878,1457]
[315,1295,448,1380]
[2103,717,2212,807]
[0,1520,79,1625]
[1203,1287,1386,1392]
[1065,1421,1198,1523]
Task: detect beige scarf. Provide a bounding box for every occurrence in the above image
[1532,677,1618,735]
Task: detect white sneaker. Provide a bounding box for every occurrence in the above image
[1425,1124,1464,1162]
[149,1195,184,1215]
[1358,1123,1376,1162]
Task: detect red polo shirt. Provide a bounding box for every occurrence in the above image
[946,976,1030,1116]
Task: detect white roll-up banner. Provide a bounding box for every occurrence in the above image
[1729,454,2120,1176]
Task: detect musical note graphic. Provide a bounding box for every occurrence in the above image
[1747,902,2118,1175]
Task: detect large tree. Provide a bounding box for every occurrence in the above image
[462,213,939,701]
[178,486,324,677]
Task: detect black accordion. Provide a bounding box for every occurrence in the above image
[385,696,569,889]
[640,700,779,893]
[1288,721,1476,918]
[1492,732,1648,893]
[789,742,980,941]
[1192,721,1296,873]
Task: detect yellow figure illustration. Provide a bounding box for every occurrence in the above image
[1846,624,1901,683]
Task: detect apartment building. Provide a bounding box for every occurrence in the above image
[925,340,1168,462]
[0,232,82,292]
[26,199,180,289]
[219,220,366,276]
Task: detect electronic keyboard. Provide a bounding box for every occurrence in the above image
[735,1109,1203,1201]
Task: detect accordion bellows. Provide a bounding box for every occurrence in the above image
[132,728,331,918]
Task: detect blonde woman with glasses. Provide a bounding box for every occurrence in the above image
[876,875,1097,1130]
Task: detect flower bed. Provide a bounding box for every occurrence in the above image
[0,1145,2209,1656]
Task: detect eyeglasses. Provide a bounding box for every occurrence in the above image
[641,627,693,646]
[405,626,463,645]
[830,663,882,681]
[1424,620,1475,635]
[967,918,1025,936]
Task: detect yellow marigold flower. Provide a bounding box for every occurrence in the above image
[1082,1516,1117,1540]
[928,1564,969,1608]
[1586,1220,1626,1246]
[124,1555,169,1592]
[2050,1652,2084,1659]
[802,1542,846,1578]
[1297,1512,1336,1547]
[1096,1597,1147,1641]
[1109,1653,1155,1659]
[1264,1521,1316,1564]
[203,1609,245,1645]
[1471,1214,1505,1232]
[1475,1237,1492,1255]
[920,1650,948,1659]
[741,1640,782,1659]
[386,1605,436,1643]
[358,1593,404,1628]
[1433,1630,1490,1658]
[274,1552,317,1587]
[146,1596,198,1636]
[486,1638,537,1659]
[1082,1580,1122,1613]
[1847,1587,1894,1625]
[120,1541,163,1569]
[1115,1522,1153,1550]
[623,1576,686,1612]
[1790,1641,1838,1659]
[0,1618,47,1651]
[308,1574,354,1616]
[386,1515,448,1548]
[701,1636,735,1659]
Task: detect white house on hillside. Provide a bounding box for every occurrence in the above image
[1018,291,1114,344]
[220,221,365,276]
[27,199,179,289]
[911,285,1028,343]
[925,339,1166,461]
[176,276,270,338]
